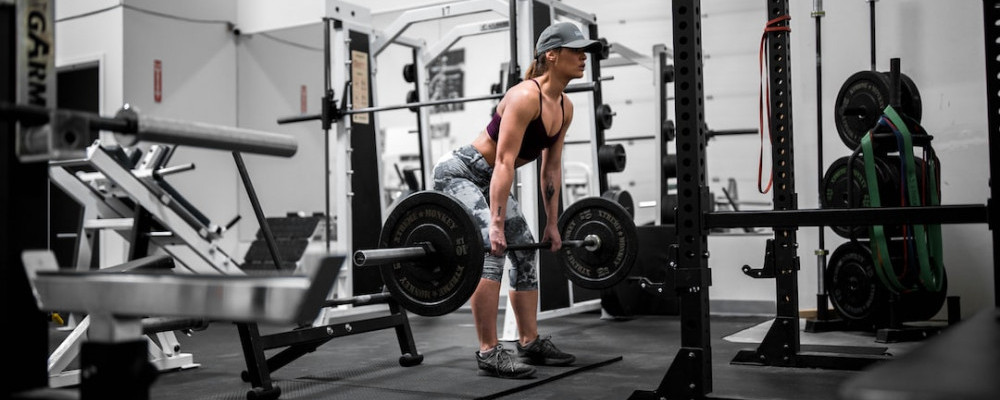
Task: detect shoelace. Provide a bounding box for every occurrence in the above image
[485,344,517,372]
[535,336,557,354]
[526,336,565,358]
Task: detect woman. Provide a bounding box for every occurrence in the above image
[431,22,602,379]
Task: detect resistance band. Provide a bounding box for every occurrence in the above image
[860,105,944,294]
[883,107,944,292]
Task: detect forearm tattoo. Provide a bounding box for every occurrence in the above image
[545,182,555,203]
[497,205,502,217]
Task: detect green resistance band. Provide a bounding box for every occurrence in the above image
[860,106,945,294]
[860,132,906,293]
[883,106,944,292]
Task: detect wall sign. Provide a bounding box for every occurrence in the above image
[153,59,162,103]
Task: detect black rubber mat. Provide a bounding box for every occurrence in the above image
[198,346,622,400]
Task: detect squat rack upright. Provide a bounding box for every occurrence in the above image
[631,0,997,399]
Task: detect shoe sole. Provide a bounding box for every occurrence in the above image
[477,368,536,379]
[519,356,576,366]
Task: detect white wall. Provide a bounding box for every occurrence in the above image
[120,0,241,264]
[236,0,326,34]
[235,23,329,242]
[56,0,243,268]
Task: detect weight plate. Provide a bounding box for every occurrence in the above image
[378,191,483,317]
[602,189,635,217]
[835,71,892,150]
[402,63,417,83]
[834,71,924,150]
[556,197,638,289]
[827,241,948,328]
[662,154,677,178]
[661,193,677,224]
[820,156,900,238]
[597,143,627,173]
[897,270,948,323]
[827,241,886,324]
[598,37,611,61]
[596,104,614,130]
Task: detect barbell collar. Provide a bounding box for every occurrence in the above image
[583,234,601,252]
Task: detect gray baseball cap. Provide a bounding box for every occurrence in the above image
[535,22,602,56]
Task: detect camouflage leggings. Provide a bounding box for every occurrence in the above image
[432,144,538,290]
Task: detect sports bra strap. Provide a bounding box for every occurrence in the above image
[531,79,543,114]
[530,78,566,135]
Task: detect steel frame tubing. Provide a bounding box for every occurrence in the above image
[629,1,711,398]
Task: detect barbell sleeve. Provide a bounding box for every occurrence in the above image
[324,292,393,308]
[353,246,428,267]
[113,105,298,157]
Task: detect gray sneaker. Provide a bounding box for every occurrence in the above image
[516,336,576,366]
[476,344,536,379]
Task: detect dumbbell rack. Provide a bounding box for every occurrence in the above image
[630,0,995,399]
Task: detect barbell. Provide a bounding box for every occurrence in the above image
[353,235,602,266]
[353,191,638,317]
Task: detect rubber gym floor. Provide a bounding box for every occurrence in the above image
[46,308,925,400]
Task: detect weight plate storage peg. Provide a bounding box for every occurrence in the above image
[377,191,484,317]
[556,196,638,289]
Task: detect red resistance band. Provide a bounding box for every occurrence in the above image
[757,14,790,194]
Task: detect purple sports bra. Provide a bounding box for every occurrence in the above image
[485,79,564,161]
